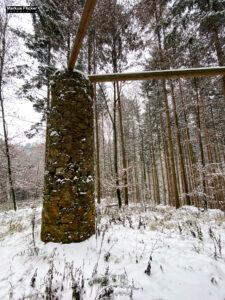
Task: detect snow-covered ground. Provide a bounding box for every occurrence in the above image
[0,201,225,300]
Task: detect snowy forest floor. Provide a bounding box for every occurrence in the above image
[0,200,225,300]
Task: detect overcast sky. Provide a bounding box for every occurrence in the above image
[1,0,43,146]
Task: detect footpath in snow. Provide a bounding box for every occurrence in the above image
[0,201,225,300]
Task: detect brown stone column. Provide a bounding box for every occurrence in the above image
[41,69,95,243]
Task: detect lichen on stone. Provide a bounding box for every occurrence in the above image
[41,70,95,244]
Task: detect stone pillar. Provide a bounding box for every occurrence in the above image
[41,69,95,243]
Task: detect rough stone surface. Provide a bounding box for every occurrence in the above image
[41,69,95,243]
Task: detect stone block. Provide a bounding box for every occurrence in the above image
[41,69,95,244]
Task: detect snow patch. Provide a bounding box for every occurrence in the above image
[74,69,90,81]
[50,131,59,137]
[0,204,225,299]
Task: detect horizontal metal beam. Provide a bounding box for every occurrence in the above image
[88,67,225,82]
[68,0,98,70]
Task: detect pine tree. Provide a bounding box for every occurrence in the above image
[0,7,17,210]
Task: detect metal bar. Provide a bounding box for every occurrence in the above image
[88,67,225,82]
[68,0,98,70]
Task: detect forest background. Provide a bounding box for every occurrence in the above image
[0,0,225,210]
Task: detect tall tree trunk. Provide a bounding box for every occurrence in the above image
[101,113,106,199]
[113,82,122,208]
[193,79,207,209]
[111,40,122,208]
[147,167,153,204]
[132,121,140,202]
[212,28,225,100]
[157,133,166,205]
[116,82,129,205]
[209,101,224,172]
[153,0,179,208]
[170,81,190,205]
[0,17,16,210]
[136,104,148,203]
[94,84,101,203]
[198,82,224,207]
[160,111,172,206]
[197,83,219,206]
[99,82,120,204]
[179,80,198,206]
[35,161,40,199]
[162,82,180,208]
[148,107,160,204]
[87,29,94,74]
[0,95,16,210]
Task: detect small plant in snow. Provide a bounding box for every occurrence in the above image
[126,215,134,229]
[211,277,218,286]
[187,221,203,241]
[9,218,13,231]
[190,228,196,238]
[209,227,222,259]
[97,286,114,299]
[30,268,38,288]
[129,279,135,300]
[45,261,55,300]
[196,224,203,241]
[178,223,182,235]
[31,214,39,255]
[71,266,84,300]
[192,243,202,254]
[95,207,102,239]
[144,256,152,276]
[98,225,108,256]
[138,215,145,229]
[104,251,110,262]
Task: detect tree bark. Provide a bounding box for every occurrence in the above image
[212,28,225,100]
[153,0,179,208]
[170,81,190,205]
[157,133,166,205]
[193,79,207,209]
[148,106,160,204]
[94,84,101,203]
[162,81,180,208]
[116,83,129,205]
[0,16,16,210]
[179,80,198,206]
[132,121,140,202]
[160,111,172,206]
[113,82,122,208]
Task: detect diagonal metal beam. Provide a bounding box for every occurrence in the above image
[88,67,225,82]
[68,0,98,70]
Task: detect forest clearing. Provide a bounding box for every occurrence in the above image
[0,201,225,299]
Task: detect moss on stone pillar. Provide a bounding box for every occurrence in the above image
[41,69,95,243]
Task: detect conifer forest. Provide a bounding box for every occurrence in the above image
[0,0,225,299]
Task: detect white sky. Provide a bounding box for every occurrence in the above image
[1,0,44,146]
